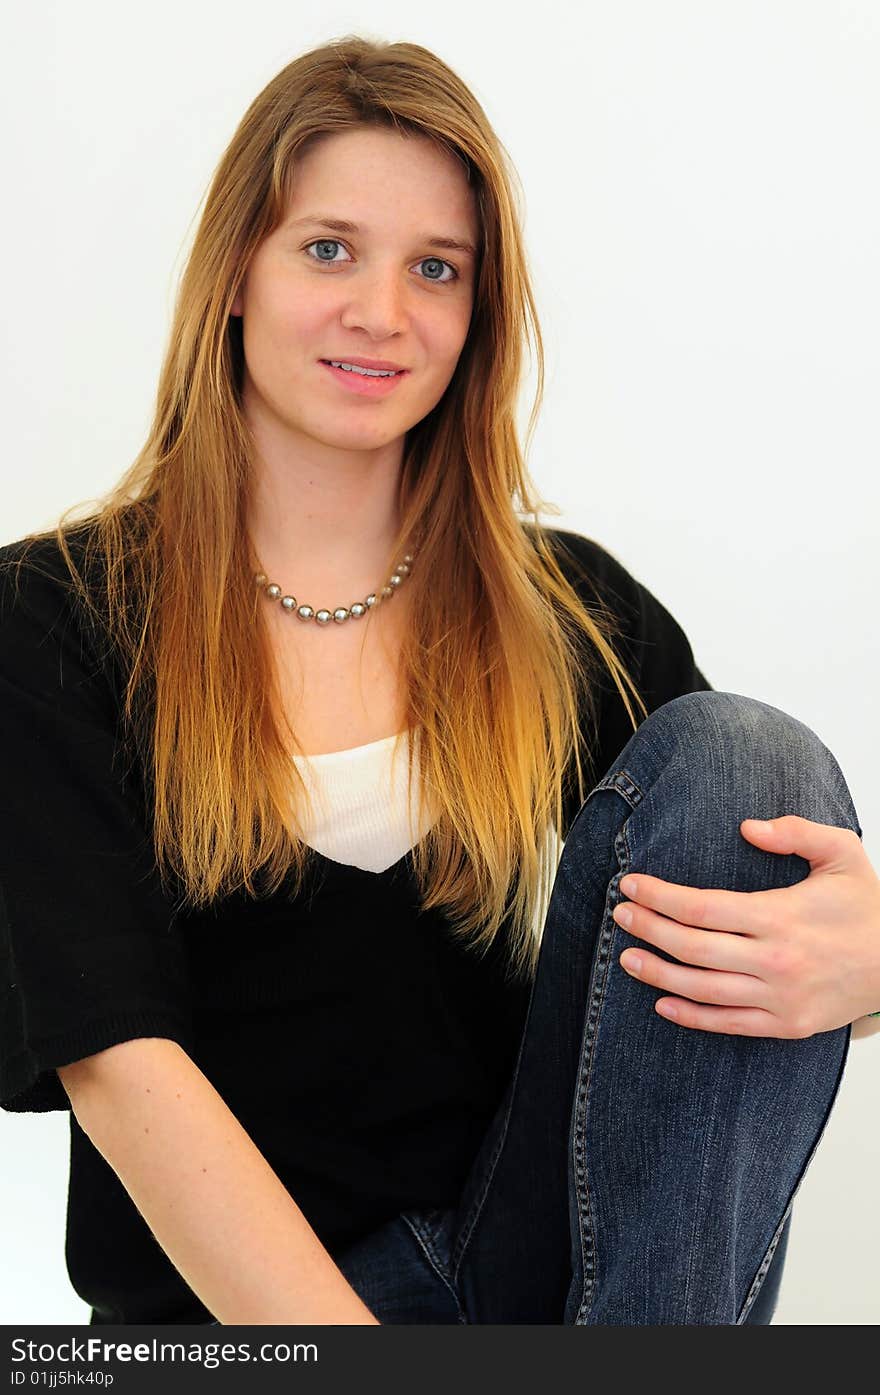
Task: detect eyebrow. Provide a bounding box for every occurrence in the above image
[288,214,477,258]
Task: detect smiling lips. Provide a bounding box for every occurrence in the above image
[319,359,409,397]
[323,356,406,372]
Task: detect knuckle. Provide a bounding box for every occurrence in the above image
[670,1002,696,1027]
[752,902,779,936]
[683,929,711,965]
[646,957,669,985]
[688,894,709,924]
[761,942,795,976]
[763,940,807,980]
[784,1011,815,1040]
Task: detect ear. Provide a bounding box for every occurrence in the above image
[230,287,244,317]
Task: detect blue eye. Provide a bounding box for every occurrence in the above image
[304,239,458,283]
[306,239,350,266]
[418,256,458,283]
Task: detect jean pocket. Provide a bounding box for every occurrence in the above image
[398,1205,458,1275]
[338,1211,464,1324]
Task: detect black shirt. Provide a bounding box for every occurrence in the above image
[0,524,710,1323]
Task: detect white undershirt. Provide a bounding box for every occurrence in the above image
[290,725,564,946]
[291,727,437,873]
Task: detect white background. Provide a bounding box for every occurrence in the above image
[2,0,877,1324]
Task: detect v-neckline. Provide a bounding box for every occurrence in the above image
[294,727,430,878]
[305,836,428,882]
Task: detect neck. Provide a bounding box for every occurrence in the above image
[244,415,406,597]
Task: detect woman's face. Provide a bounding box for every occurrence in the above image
[231,126,480,456]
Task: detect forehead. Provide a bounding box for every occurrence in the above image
[282,126,479,239]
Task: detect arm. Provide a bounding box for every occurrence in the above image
[58,1037,379,1325]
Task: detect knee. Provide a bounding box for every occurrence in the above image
[640,690,853,815]
[650,690,824,765]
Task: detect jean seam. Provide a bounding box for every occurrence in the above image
[447,777,636,1285]
[570,814,638,1324]
[735,1204,792,1325]
[735,1022,852,1324]
[595,768,644,805]
[397,1210,468,1324]
[450,772,643,1312]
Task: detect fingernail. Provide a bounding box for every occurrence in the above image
[621,951,641,973]
[620,876,637,897]
[614,904,632,928]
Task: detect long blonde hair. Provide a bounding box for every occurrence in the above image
[14,35,645,983]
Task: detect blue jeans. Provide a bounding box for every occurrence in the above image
[328,692,857,1324]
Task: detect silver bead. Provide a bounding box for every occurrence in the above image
[254,551,416,631]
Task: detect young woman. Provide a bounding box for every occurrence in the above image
[1,36,878,1327]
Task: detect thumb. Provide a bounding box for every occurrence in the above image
[740,814,860,874]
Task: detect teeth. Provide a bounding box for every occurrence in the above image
[328,360,398,377]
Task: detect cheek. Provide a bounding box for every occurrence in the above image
[447,297,474,357]
[433,321,471,385]
[243,286,322,366]
[422,303,472,369]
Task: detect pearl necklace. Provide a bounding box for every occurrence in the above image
[254,553,414,626]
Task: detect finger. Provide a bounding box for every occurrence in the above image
[739,815,863,874]
[619,948,769,1007]
[618,873,760,935]
[653,998,790,1037]
[612,902,756,971]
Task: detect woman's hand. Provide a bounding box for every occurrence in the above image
[612,816,880,1038]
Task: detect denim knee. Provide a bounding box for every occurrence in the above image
[616,689,860,833]
[557,687,862,915]
[651,689,836,770]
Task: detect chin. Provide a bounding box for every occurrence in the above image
[311,422,407,451]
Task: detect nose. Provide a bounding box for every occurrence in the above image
[338,262,410,341]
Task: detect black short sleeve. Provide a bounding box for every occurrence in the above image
[547,529,713,834]
[0,534,194,1113]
